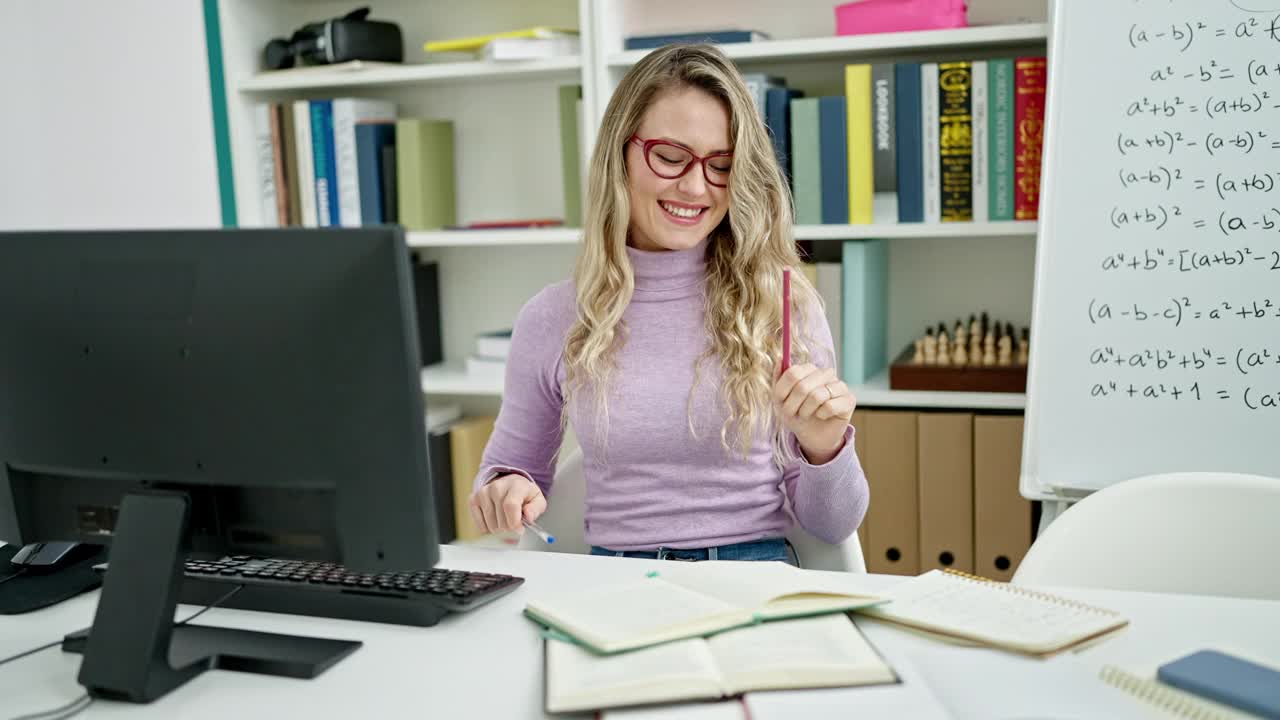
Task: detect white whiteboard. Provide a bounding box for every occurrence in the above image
[1023,0,1280,497]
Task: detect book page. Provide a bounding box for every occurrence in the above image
[657,561,883,611]
[709,615,897,694]
[601,701,745,720]
[546,638,723,713]
[862,571,1126,653]
[526,578,744,652]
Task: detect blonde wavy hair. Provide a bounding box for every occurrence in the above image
[564,44,819,458]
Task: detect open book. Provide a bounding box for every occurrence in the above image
[545,614,897,713]
[860,569,1129,656]
[524,560,886,655]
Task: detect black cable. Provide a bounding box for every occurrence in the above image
[0,568,25,586]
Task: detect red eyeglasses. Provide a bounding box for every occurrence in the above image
[628,134,734,188]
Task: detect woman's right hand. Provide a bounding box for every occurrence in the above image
[468,474,547,535]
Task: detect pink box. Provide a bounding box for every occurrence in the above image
[835,0,968,36]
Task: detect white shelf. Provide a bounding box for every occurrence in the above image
[795,221,1036,241]
[852,369,1026,410]
[609,23,1048,66]
[238,57,582,93]
[408,228,581,248]
[422,364,1025,410]
[421,364,503,396]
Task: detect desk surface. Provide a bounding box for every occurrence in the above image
[1,545,1278,719]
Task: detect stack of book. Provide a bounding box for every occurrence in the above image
[252,99,456,230]
[423,26,580,61]
[465,329,513,383]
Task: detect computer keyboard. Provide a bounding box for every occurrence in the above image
[176,555,525,627]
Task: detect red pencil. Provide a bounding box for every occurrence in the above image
[781,267,792,373]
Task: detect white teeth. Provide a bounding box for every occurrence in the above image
[661,202,701,219]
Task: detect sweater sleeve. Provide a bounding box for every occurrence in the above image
[780,286,870,544]
[472,284,572,499]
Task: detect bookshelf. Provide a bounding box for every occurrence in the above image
[210,0,1049,411]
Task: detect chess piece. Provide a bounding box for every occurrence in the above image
[954,337,968,366]
[968,313,980,340]
[969,330,982,366]
[937,325,951,366]
[913,337,924,364]
[1018,326,1030,365]
[923,326,937,365]
[982,327,996,366]
[997,332,1013,366]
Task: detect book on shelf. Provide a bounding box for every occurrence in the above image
[544,614,897,714]
[445,219,563,230]
[938,61,973,222]
[332,99,396,227]
[989,59,1016,221]
[523,559,886,656]
[623,29,770,51]
[355,122,396,225]
[790,98,822,225]
[448,416,496,541]
[475,329,513,360]
[481,35,580,61]
[970,60,989,223]
[465,355,506,383]
[870,63,897,224]
[845,64,873,225]
[1014,56,1046,220]
[558,84,584,227]
[895,63,924,223]
[424,27,578,54]
[396,118,456,230]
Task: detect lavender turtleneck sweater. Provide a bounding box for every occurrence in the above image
[474,240,869,551]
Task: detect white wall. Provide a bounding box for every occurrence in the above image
[0,1,221,230]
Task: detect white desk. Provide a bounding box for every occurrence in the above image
[2,545,1278,719]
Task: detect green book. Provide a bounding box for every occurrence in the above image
[841,239,888,384]
[988,59,1015,221]
[558,85,583,227]
[790,97,822,225]
[395,119,456,230]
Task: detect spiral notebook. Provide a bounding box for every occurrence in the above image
[1099,666,1262,719]
[858,569,1128,656]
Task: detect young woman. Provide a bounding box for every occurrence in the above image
[468,44,868,564]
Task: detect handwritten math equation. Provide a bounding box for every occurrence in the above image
[1087,296,1280,327]
[1088,345,1278,375]
[1108,204,1280,236]
[1086,378,1280,410]
[1127,17,1280,53]
[1116,128,1275,157]
[1098,247,1280,273]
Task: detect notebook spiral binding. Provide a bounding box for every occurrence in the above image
[1099,665,1240,720]
[940,568,1122,618]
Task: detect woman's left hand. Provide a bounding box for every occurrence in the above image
[773,363,857,465]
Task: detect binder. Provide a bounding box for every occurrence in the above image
[449,416,496,541]
[973,415,1031,581]
[860,410,920,575]
[917,412,974,573]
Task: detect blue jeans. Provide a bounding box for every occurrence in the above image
[590,537,797,566]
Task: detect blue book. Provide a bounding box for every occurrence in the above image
[765,87,802,185]
[355,123,396,225]
[894,63,924,223]
[623,30,768,50]
[309,100,339,226]
[841,239,888,384]
[1157,650,1280,719]
[818,97,848,225]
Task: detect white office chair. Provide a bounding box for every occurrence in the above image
[518,447,866,572]
[1012,471,1280,600]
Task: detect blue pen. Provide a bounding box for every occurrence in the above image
[522,518,556,544]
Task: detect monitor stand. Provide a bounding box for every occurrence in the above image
[61,491,361,703]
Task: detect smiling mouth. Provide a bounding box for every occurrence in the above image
[659,201,707,221]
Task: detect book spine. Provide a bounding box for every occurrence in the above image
[280,102,301,226]
[841,239,888,384]
[310,101,334,226]
[355,124,389,225]
[894,63,923,223]
[989,59,1015,221]
[921,64,941,224]
[765,87,801,185]
[939,61,973,222]
[819,96,849,225]
[252,104,279,228]
[293,101,318,227]
[623,30,763,50]
[870,63,897,224]
[846,65,874,224]
[971,61,989,223]
[268,103,289,226]
[396,119,456,230]
[791,98,823,225]
[1014,57,1047,220]
[558,85,582,227]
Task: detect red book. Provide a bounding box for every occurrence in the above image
[1014,57,1046,221]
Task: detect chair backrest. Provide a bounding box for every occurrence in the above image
[1013,471,1280,600]
[519,446,866,572]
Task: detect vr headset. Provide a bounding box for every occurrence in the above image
[264,6,403,70]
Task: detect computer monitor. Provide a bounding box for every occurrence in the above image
[0,227,439,700]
